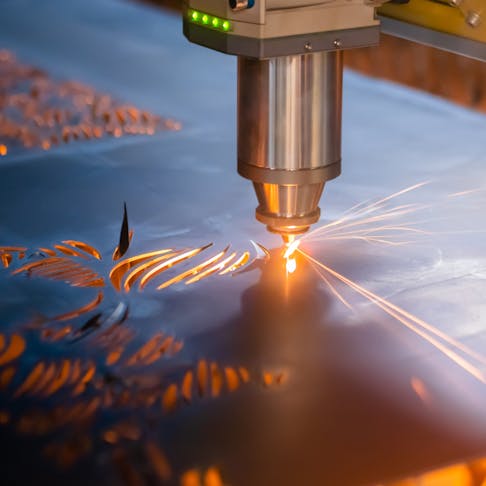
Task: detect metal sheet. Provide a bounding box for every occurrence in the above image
[1,1,486,485]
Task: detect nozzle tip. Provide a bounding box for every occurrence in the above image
[281,233,296,245]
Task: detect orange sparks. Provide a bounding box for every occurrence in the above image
[447,188,483,198]
[283,239,300,260]
[309,262,353,311]
[299,182,431,247]
[298,248,486,383]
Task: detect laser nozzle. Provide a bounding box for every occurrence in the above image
[253,181,324,244]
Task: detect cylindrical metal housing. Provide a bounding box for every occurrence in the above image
[237,50,343,239]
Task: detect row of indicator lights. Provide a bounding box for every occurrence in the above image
[189,10,232,32]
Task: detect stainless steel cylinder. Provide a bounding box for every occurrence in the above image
[237,50,343,239]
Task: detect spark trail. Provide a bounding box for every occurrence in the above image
[280,182,486,382]
[299,248,486,384]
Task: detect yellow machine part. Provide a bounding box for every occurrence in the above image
[378,0,486,43]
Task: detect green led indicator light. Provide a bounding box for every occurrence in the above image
[189,10,231,32]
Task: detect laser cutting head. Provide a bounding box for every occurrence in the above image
[183,1,379,241]
[237,51,342,242]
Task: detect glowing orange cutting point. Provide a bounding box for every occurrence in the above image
[283,239,300,260]
[283,238,300,274]
[286,257,296,274]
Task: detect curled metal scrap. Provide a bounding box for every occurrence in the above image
[0,229,267,351]
[112,203,131,261]
[0,204,269,356]
[0,227,274,483]
[2,204,268,300]
[0,325,286,482]
[0,49,181,157]
[5,239,265,293]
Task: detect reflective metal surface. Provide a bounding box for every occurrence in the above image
[1,1,486,485]
[253,181,324,236]
[238,52,342,172]
[238,51,342,238]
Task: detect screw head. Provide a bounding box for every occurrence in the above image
[333,39,342,48]
[466,11,481,27]
[304,42,312,52]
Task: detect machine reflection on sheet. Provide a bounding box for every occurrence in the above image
[0,50,180,157]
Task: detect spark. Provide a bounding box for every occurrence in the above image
[307,259,353,310]
[280,185,430,275]
[323,236,413,246]
[283,239,300,275]
[305,206,427,243]
[294,182,434,250]
[447,188,483,198]
[298,248,486,383]
[301,181,484,251]
[283,239,300,260]
[343,181,430,219]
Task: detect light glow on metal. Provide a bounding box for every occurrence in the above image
[284,239,300,274]
[299,248,486,384]
[283,239,300,260]
[286,257,296,274]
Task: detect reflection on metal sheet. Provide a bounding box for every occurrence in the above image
[1,0,486,484]
[0,50,181,156]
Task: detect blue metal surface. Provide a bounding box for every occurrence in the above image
[1,1,486,485]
